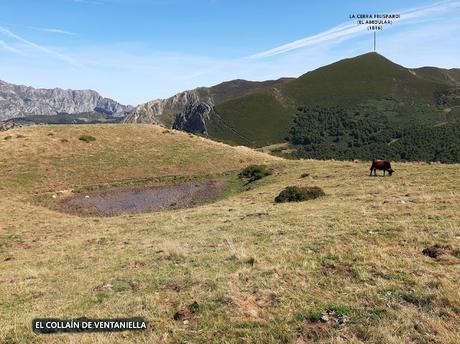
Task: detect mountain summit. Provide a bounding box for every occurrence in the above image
[125,53,459,147]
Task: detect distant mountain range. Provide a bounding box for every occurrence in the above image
[125,53,460,148]
[2,52,459,161]
[0,80,131,121]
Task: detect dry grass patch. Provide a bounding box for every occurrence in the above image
[0,125,459,343]
[159,240,186,260]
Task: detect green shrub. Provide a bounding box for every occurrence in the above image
[79,135,96,143]
[238,165,272,183]
[326,304,349,317]
[291,309,323,324]
[275,186,325,203]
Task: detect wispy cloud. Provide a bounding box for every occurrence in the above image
[250,0,460,58]
[249,24,365,59]
[400,0,460,21]
[0,39,23,55]
[0,26,77,65]
[29,26,77,36]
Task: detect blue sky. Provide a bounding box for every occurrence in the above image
[0,0,459,105]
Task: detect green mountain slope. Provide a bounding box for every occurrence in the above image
[281,53,446,106]
[209,91,293,146]
[203,53,455,148]
[124,78,292,128]
[127,52,459,161]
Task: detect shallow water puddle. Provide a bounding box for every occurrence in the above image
[56,180,226,216]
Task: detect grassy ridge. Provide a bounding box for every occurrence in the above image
[411,66,460,85]
[0,125,459,343]
[0,124,277,195]
[208,78,293,104]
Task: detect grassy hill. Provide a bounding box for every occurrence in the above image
[201,53,460,162]
[201,53,456,148]
[1,124,459,343]
[281,53,446,106]
[0,124,276,195]
[125,53,459,159]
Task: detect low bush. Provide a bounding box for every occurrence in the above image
[79,135,96,143]
[238,165,272,183]
[275,186,325,203]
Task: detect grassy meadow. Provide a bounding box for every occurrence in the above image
[0,124,459,343]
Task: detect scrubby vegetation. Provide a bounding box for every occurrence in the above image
[238,164,272,183]
[78,134,96,142]
[275,186,325,203]
[287,105,460,163]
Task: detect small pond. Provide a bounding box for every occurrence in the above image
[56,179,227,216]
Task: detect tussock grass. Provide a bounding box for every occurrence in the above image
[160,240,186,260]
[0,125,459,343]
[78,134,96,143]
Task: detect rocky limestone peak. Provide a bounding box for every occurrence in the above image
[0,79,130,121]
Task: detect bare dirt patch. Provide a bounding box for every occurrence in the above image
[321,262,353,276]
[422,244,459,260]
[173,301,200,321]
[56,179,227,216]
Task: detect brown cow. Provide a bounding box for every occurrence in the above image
[370,159,394,176]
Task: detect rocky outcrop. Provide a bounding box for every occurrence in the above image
[0,80,130,121]
[172,102,213,134]
[124,89,213,126]
[0,118,36,131]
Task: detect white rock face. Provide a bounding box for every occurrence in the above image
[0,80,130,121]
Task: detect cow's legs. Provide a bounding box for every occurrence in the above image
[383,170,385,176]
